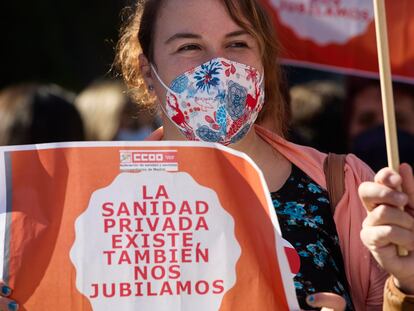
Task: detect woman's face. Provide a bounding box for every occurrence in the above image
[349,85,383,139]
[144,0,263,104]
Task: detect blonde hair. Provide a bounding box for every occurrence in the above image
[290,81,345,124]
[115,0,288,135]
[75,80,128,140]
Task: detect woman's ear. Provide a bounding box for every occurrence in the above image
[139,54,155,92]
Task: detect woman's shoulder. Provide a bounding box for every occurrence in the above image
[255,125,374,185]
[343,153,375,183]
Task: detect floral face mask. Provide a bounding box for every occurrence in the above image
[152,57,265,145]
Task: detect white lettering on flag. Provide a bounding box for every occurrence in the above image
[271,0,374,44]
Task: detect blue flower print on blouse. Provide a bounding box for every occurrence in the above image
[307,182,322,194]
[317,197,330,204]
[271,164,354,310]
[277,201,324,229]
[306,240,329,268]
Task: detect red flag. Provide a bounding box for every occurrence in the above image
[262,0,414,83]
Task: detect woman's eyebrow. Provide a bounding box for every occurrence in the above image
[225,30,250,38]
[164,30,250,45]
[165,33,201,45]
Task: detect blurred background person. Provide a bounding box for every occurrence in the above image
[0,83,85,146]
[347,79,414,145]
[393,83,414,136]
[347,79,383,142]
[289,80,347,154]
[351,125,414,172]
[75,79,160,141]
[347,78,414,172]
[115,96,161,141]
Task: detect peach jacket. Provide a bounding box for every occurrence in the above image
[147,125,388,310]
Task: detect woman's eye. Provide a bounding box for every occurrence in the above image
[228,42,249,49]
[177,44,201,52]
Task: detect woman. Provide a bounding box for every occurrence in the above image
[115,0,385,309]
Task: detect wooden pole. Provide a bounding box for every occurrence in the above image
[373,0,408,256]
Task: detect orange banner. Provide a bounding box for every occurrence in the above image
[262,0,414,83]
[0,142,299,310]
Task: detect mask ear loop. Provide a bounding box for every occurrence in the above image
[150,64,175,94]
[258,70,265,86]
[149,64,179,126]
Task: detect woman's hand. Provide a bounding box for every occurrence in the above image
[306,292,346,311]
[359,163,414,294]
[0,282,18,310]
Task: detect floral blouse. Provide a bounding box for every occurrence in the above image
[271,164,353,310]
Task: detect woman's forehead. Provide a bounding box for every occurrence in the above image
[156,0,248,39]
